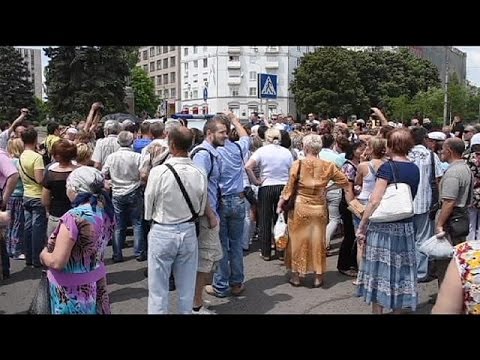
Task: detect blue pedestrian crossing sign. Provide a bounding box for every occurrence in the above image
[258,73,277,99]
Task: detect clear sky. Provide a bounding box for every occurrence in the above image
[19,46,480,88]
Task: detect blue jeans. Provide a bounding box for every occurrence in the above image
[23,197,47,267]
[147,222,198,314]
[413,212,434,280]
[242,199,255,250]
[213,194,246,294]
[112,188,145,260]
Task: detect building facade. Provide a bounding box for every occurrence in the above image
[180,46,318,119]
[137,46,181,115]
[15,47,42,99]
[407,46,467,85]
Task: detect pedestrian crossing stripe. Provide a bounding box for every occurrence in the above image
[261,76,277,96]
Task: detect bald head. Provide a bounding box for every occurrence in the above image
[168,126,193,154]
[444,137,465,158]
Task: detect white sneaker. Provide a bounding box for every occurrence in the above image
[192,307,215,315]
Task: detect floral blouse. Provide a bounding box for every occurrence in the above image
[454,241,480,314]
[463,152,480,209]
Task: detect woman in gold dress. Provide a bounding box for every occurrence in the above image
[277,134,352,287]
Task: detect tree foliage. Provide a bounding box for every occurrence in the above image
[44,46,138,123]
[291,47,441,119]
[131,67,160,116]
[0,46,38,122]
[291,47,369,118]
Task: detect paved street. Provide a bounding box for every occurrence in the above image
[0,236,438,314]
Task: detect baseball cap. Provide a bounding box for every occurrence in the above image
[470,133,480,151]
[427,131,446,141]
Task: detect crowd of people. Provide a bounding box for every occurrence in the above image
[0,103,479,315]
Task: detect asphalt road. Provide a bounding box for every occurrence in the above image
[0,234,439,315]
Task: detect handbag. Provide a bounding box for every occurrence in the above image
[446,206,470,241]
[417,232,454,259]
[281,160,302,212]
[445,176,472,242]
[370,161,414,223]
[348,199,366,219]
[28,270,52,314]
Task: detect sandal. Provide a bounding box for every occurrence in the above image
[339,269,358,277]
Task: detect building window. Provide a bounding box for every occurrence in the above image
[184,91,189,99]
[203,78,208,84]
[230,87,239,97]
[157,90,162,96]
[249,87,257,96]
[203,58,208,67]
[156,60,161,70]
[229,55,239,61]
[163,46,168,53]
[249,71,257,80]
[184,62,189,70]
[170,56,176,67]
[150,47,155,57]
[142,50,147,60]
[163,74,168,84]
[297,58,301,66]
[164,89,169,98]
[150,62,155,72]
[170,46,175,51]
[171,88,176,98]
[193,90,198,98]
[143,64,148,72]
[194,60,198,68]
[162,58,167,69]
[203,46,208,52]
[267,56,276,62]
[150,76,155,84]
[170,72,176,83]
[184,47,189,56]
[156,46,161,55]
[297,46,301,51]
[193,46,198,54]
[157,75,162,85]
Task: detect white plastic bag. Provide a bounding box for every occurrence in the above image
[274,214,287,242]
[417,232,454,259]
[274,214,288,251]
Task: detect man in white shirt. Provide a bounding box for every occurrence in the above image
[144,126,208,314]
[0,109,28,150]
[408,127,443,282]
[92,121,122,169]
[102,131,144,262]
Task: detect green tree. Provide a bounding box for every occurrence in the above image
[131,67,160,116]
[45,46,137,123]
[0,46,38,122]
[290,47,369,117]
[34,97,51,125]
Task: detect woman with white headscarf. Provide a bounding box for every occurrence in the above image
[40,166,115,314]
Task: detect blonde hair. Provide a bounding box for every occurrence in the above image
[302,134,323,155]
[369,137,387,159]
[265,128,281,144]
[7,138,24,158]
[76,143,93,165]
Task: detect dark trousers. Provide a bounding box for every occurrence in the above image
[337,193,358,271]
[258,185,284,258]
[0,228,9,279]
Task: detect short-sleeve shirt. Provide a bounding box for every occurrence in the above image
[42,162,73,217]
[0,149,18,197]
[376,160,420,199]
[440,160,472,208]
[18,149,44,198]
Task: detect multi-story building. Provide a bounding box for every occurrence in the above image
[15,47,42,99]
[407,46,467,85]
[180,46,319,119]
[137,46,181,115]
